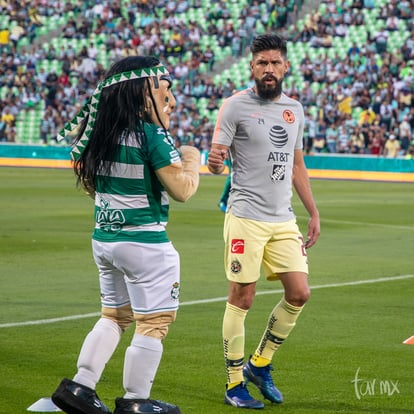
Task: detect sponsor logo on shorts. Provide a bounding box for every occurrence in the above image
[231,239,245,254]
[171,282,180,300]
[231,260,242,274]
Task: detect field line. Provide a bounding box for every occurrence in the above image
[296,215,414,231]
[1,274,413,329]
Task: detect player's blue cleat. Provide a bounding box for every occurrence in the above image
[243,361,283,404]
[224,382,264,409]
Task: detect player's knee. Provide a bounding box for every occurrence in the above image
[102,305,134,332]
[285,286,311,307]
[134,310,177,340]
[228,282,256,310]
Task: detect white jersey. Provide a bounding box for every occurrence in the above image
[212,88,304,222]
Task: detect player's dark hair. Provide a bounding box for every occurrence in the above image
[73,55,163,195]
[250,33,287,58]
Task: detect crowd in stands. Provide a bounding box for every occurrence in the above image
[0,0,414,159]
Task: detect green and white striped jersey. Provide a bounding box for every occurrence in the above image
[92,122,181,244]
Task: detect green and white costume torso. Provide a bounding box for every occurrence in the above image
[93,122,181,244]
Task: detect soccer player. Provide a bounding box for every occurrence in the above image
[208,33,320,409]
[51,56,200,414]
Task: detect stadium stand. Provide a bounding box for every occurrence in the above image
[0,0,413,158]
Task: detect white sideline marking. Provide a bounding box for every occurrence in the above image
[2,274,414,329]
[296,215,414,231]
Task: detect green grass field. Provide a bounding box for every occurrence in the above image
[1,167,413,414]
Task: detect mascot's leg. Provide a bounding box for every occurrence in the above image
[74,305,134,387]
[52,305,133,414]
[113,310,182,414]
[122,310,176,399]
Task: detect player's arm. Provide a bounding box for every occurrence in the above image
[155,145,201,202]
[208,95,234,175]
[292,149,320,248]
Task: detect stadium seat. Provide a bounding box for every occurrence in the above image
[6,0,414,146]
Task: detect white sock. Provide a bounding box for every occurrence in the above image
[73,317,122,389]
[123,333,163,399]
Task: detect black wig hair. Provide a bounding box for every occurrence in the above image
[73,55,161,195]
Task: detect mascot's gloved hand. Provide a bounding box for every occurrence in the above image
[155,145,200,202]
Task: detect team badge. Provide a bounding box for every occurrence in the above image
[171,282,180,300]
[283,109,295,123]
[231,239,245,254]
[231,260,242,274]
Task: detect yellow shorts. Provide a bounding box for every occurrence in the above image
[223,213,309,283]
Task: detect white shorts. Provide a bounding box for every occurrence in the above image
[92,240,180,314]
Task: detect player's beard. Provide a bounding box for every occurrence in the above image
[255,75,283,100]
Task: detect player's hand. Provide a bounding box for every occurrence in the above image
[305,214,320,249]
[207,147,228,174]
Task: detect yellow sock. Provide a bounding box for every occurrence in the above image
[254,298,304,361]
[223,302,248,385]
[250,354,271,367]
[227,381,243,391]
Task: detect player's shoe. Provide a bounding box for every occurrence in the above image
[113,397,181,414]
[224,382,264,409]
[243,361,283,404]
[51,378,112,414]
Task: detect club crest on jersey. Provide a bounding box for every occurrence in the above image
[269,125,288,148]
[171,282,180,300]
[270,164,286,181]
[283,109,295,123]
[231,260,242,274]
[231,239,245,254]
